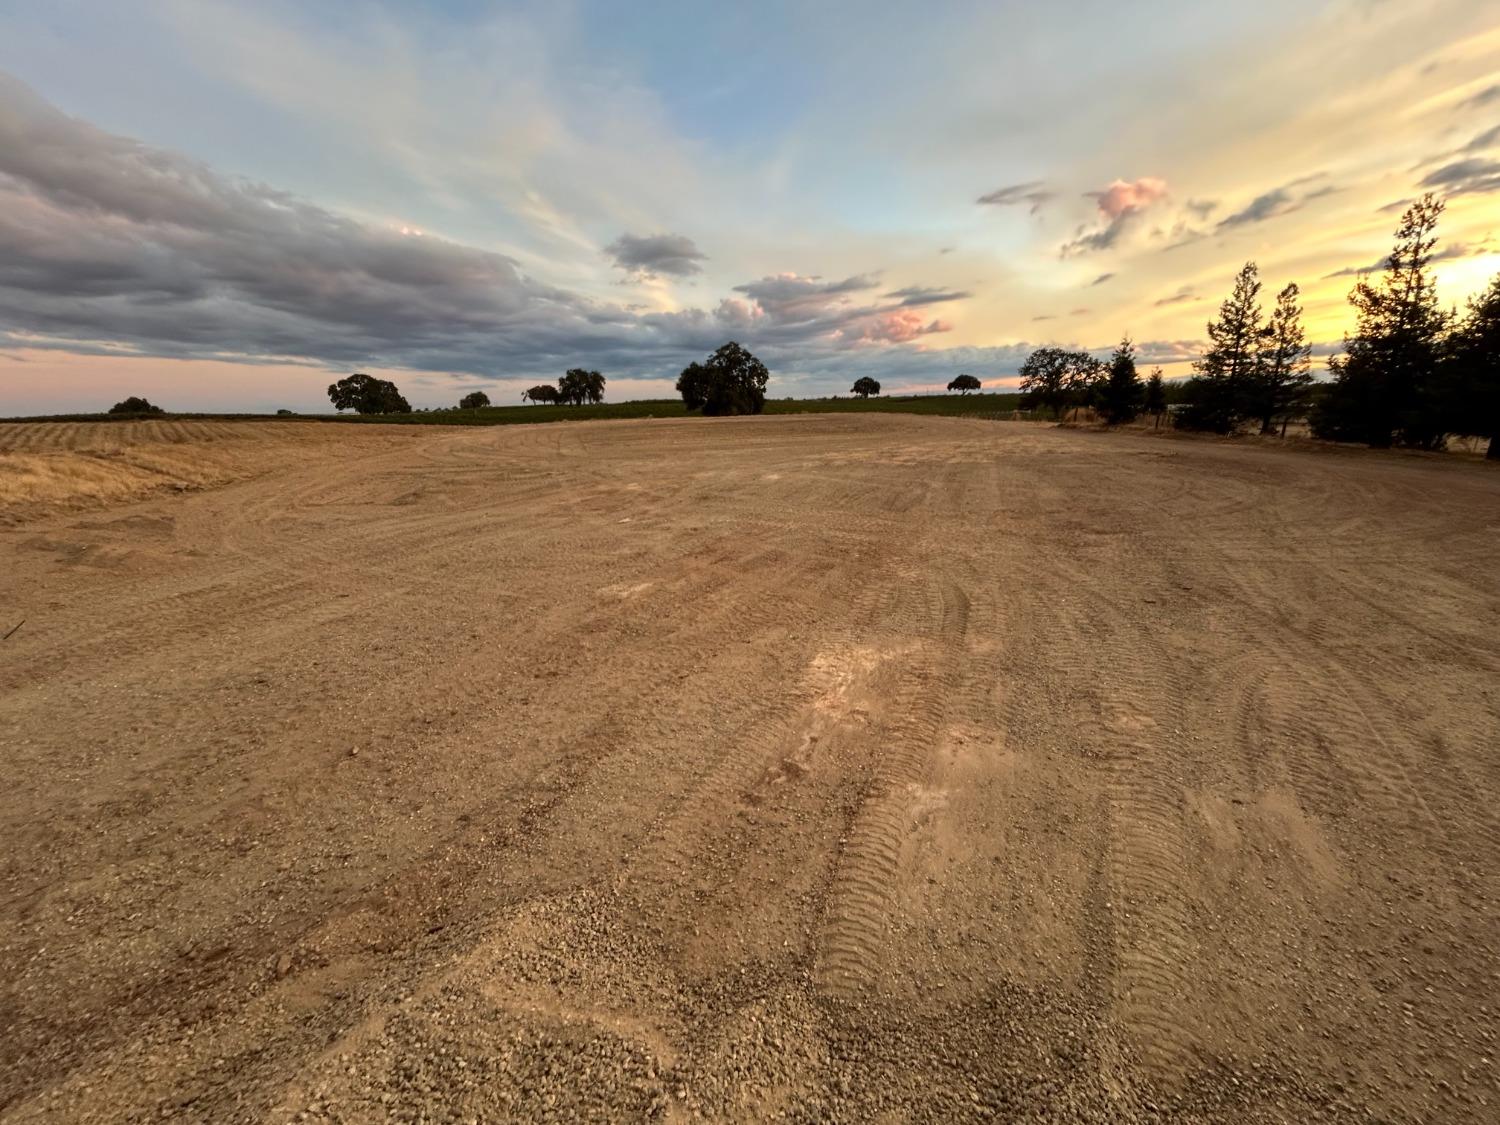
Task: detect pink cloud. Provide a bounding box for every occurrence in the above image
[1091,177,1169,218]
[845,310,952,345]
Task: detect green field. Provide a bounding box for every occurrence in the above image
[4,392,1025,427]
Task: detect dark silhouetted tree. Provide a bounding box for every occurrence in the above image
[1445,272,1500,459]
[676,342,769,415]
[108,396,165,416]
[1018,348,1102,420]
[459,391,490,409]
[851,376,881,398]
[327,373,410,414]
[1248,282,1313,433]
[1099,337,1144,424]
[558,368,606,405]
[523,384,558,404]
[1177,262,1262,433]
[1313,195,1449,448]
[1144,367,1167,419]
[946,373,982,394]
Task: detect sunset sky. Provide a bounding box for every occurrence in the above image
[2,0,1499,414]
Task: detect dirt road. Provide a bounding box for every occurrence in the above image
[2,415,1497,1122]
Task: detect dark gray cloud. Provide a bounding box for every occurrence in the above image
[604,232,707,277]
[882,285,973,307]
[1060,214,1136,257]
[1032,314,1056,322]
[1217,186,1296,228]
[977,180,1054,214]
[0,73,964,389]
[1419,157,1500,196]
[1458,85,1500,112]
[1184,199,1217,219]
[1153,288,1198,307]
[1091,272,1115,286]
[1215,174,1340,231]
[1465,123,1500,152]
[730,273,879,321]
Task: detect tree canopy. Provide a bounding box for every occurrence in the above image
[458,390,491,410]
[946,374,981,394]
[523,384,558,404]
[327,373,410,414]
[1017,348,1102,419]
[108,396,165,416]
[851,376,881,398]
[677,341,769,415]
[558,368,606,406]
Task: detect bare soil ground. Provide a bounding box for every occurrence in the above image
[1,414,1497,1123]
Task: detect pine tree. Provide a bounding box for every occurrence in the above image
[1144,368,1167,416]
[1444,273,1500,459]
[1099,336,1144,424]
[1249,282,1313,433]
[1181,262,1262,432]
[1313,194,1449,448]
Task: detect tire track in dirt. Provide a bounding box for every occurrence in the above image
[1025,550,1201,1081]
[814,576,970,998]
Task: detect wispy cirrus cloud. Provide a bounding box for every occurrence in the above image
[1153,287,1199,307]
[1463,123,1500,152]
[1418,157,1500,196]
[1457,84,1500,112]
[977,180,1055,214]
[883,285,973,307]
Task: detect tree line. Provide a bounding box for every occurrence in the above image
[1012,193,1498,459]
[522,368,606,406]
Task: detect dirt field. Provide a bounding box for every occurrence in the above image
[2,414,1497,1123]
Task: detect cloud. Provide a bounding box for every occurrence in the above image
[1091,272,1115,286]
[1060,177,1169,257]
[1215,175,1340,231]
[604,232,707,277]
[1090,177,1169,219]
[1458,85,1500,112]
[1153,288,1198,307]
[1032,314,1056,322]
[1217,186,1296,228]
[730,273,880,320]
[0,74,981,388]
[1465,124,1500,152]
[842,310,952,345]
[1418,157,1500,196]
[977,180,1054,214]
[882,285,972,307]
[1184,199,1217,219]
